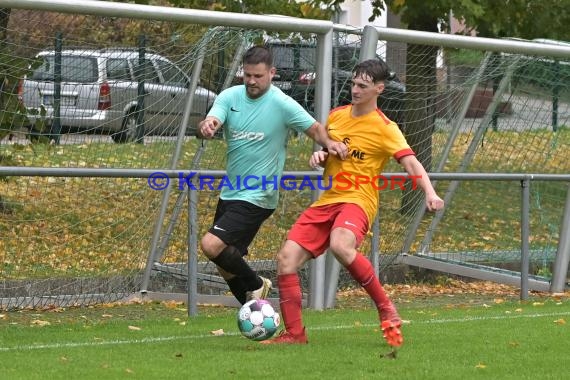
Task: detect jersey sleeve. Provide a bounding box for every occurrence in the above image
[207,87,233,124]
[381,121,415,161]
[281,95,316,134]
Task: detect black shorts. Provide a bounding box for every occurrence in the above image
[208,199,274,255]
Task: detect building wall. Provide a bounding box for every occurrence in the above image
[337,1,406,77]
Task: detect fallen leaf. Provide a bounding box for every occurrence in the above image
[31,319,51,326]
[128,325,141,331]
[475,363,487,369]
[514,308,523,312]
[554,319,566,325]
[101,314,113,318]
[210,329,224,336]
[532,302,544,306]
[162,300,183,309]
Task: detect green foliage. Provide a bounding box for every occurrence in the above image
[169,0,333,20]
[311,0,570,40]
[511,58,570,97]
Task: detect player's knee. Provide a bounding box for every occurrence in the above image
[276,241,309,274]
[329,241,355,267]
[275,249,289,271]
[200,234,218,259]
[276,250,298,274]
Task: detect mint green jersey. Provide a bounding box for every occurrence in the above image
[208,85,315,209]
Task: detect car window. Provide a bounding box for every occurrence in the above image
[106,58,132,80]
[31,55,98,83]
[155,59,188,87]
[271,45,295,70]
[129,58,160,83]
[271,44,316,71]
[298,46,317,71]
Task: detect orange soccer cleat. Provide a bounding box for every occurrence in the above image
[381,320,403,347]
[379,301,403,347]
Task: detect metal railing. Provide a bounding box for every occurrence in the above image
[1,166,568,314]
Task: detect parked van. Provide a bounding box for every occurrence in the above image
[18,48,217,143]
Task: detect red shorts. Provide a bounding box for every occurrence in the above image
[287,203,369,257]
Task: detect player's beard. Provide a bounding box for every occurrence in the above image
[246,85,268,99]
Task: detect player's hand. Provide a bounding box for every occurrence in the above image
[309,150,329,169]
[325,141,348,160]
[199,118,220,139]
[426,194,444,212]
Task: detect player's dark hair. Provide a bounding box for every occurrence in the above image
[352,59,390,82]
[243,45,273,67]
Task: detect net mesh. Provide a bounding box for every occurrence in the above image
[0,7,568,309]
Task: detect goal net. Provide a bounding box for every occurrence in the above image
[0,6,568,309]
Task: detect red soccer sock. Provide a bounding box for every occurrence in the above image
[277,273,305,337]
[346,253,390,312]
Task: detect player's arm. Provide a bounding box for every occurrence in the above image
[399,155,444,212]
[304,121,347,159]
[198,116,222,139]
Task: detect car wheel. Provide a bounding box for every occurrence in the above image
[112,112,140,143]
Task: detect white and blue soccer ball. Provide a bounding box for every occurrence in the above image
[237,299,280,341]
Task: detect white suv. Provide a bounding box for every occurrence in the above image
[18,48,216,143]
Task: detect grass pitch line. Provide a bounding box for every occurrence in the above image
[418,310,570,324]
[0,310,568,352]
[0,334,227,352]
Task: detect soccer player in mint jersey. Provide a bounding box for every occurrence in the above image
[198,46,347,305]
[262,59,444,346]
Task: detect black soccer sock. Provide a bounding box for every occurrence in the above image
[226,277,247,305]
[211,246,262,290]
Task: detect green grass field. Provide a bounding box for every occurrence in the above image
[1,291,568,380]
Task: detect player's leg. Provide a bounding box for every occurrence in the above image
[262,205,334,345]
[260,239,312,344]
[201,199,273,304]
[329,204,403,347]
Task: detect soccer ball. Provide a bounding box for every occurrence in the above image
[237,299,280,341]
